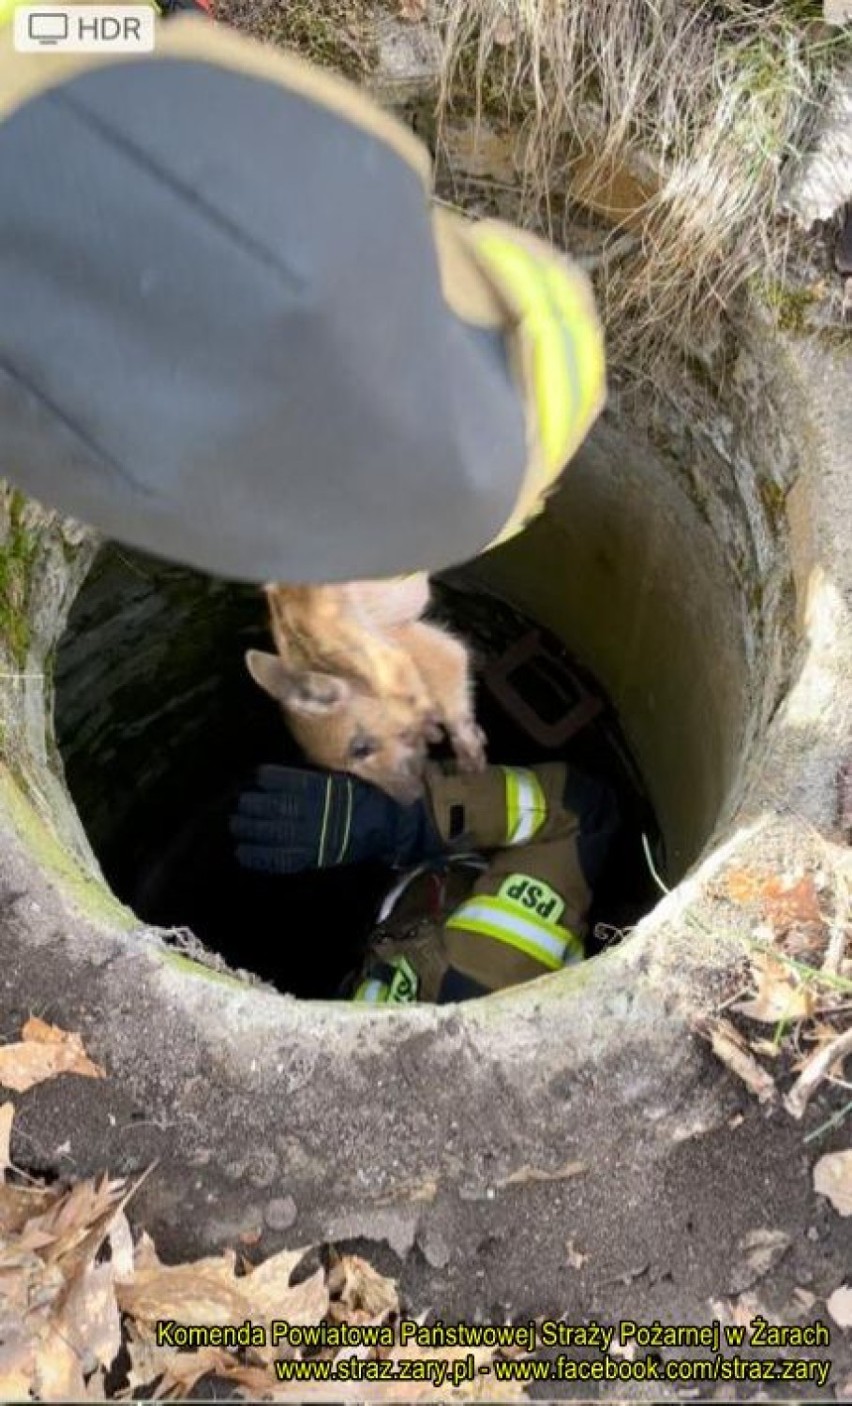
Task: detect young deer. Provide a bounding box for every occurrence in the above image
[245,575,486,803]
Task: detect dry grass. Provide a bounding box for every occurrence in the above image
[432,0,850,372]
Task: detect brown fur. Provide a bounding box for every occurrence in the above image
[245,575,486,802]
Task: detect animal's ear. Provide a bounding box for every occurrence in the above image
[245,650,351,715]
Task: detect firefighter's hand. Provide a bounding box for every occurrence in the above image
[230,766,446,876]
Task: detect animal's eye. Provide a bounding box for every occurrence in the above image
[348,738,376,761]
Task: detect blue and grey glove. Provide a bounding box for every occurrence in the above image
[230,766,446,876]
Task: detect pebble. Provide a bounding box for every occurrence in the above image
[264,1195,298,1231]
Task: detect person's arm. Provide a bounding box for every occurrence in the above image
[352,761,620,1003]
[0,13,604,582]
[229,765,446,874]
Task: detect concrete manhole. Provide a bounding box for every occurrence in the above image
[1,291,851,1320]
[53,556,659,995]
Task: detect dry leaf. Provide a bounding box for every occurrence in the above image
[827,1283,852,1328]
[763,874,823,929]
[107,1211,135,1283]
[722,868,769,904]
[0,1018,104,1093]
[813,1148,852,1215]
[734,953,814,1025]
[54,1258,121,1376]
[125,1325,235,1398]
[32,1322,87,1402]
[242,1247,328,1359]
[0,1183,57,1236]
[335,1254,399,1321]
[27,1175,128,1279]
[722,869,823,931]
[117,1250,248,1329]
[127,1228,161,1278]
[0,1336,35,1399]
[398,0,427,19]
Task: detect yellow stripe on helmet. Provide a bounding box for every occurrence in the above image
[474,232,574,474]
[541,261,606,452]
[473,230,604,479]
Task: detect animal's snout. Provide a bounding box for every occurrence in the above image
[421,712,444,745]
[386,774,426,805]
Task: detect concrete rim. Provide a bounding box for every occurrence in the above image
[1,300,851,1352]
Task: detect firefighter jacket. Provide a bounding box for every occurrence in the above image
[0,7,604,584]
[352,761,618,1004]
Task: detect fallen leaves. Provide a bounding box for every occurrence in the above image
[328,1251,399,1322]
[698,1017,777,1104]
[707,859,852,1117]
[117,1249,251,1328]
[733,952,814,1025]
[0,1117,130,1403]
[720,868,824,933]
[0,1016,104,1093]
[813,1148,852,1215]
[0,1100,523,1402]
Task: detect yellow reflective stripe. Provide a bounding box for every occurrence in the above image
[475,233,575,471]
[542,262,606,441]
[473,231,605,481]
[354,977,389,1003]
[446,895,580,972]
[502,767,546,845]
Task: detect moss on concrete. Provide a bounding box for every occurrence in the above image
[755,276,825,333]
[0,489,38,669]
[158,949,250,989]
[0,765,135,929]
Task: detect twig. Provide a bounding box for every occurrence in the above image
[698,1016,777,1105]
[822,872,849,976]
[784,1026,852,1119]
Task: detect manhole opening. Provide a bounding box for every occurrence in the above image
[55,550,660,998]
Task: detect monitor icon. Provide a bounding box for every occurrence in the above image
[27,10,69,41]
